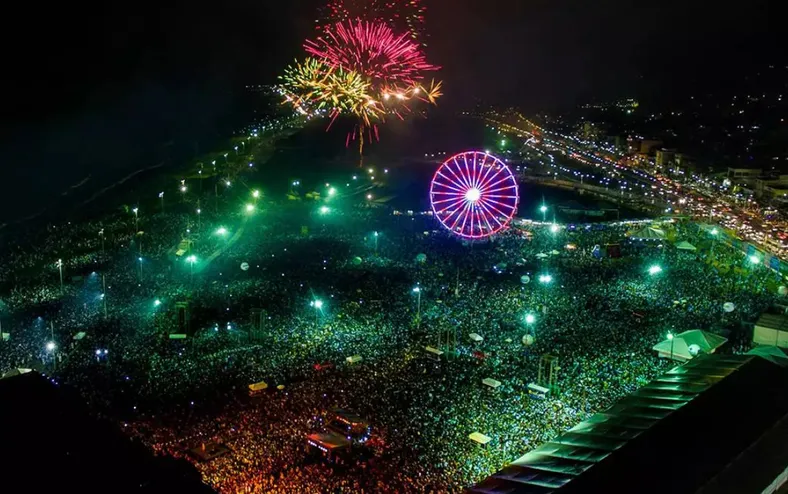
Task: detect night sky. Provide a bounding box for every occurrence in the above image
[0,0,780,221]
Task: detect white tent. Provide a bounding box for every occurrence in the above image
[469,333,484,342]
[346,355,363,364]
[675,241,697,251]
[469,432,492,445]
[482,378,501,389]
[1,368,33,380]
[652,330,727,361]
[630,226,666,241]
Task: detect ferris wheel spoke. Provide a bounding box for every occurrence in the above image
[446,160,473,191]
[479,196,515,217]
[433,175,468,194]
[477,196,512,219]
[432,195,467,210]
[451,201,472,232]
[484,194,519,200]
[476,199,504,226]
[483,184,518,195]
[451,157,475,191]
[479,174,513,194]
[436,194,470,217]
[476,202,497,232]
[464,154,478,191]
[475,158,497,192]
[432,192,466,203]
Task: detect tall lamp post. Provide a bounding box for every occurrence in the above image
[412,286,422,329]
[311,299,324,325]
[187,255,197,283]
[710,228,718,256]
[667,332,675,361]
[540,204,548,222]
[56,259,64,292]
[373,231,379,254]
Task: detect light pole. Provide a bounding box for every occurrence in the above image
[667,332,674,361]
[102,274,108,319]
[710,228,718,256]
[158,192,165,214]
[525,313,536,335]
[187,255,197,283]
[540,204,548,222]
[648,265,663,276]
[46,338,57,371]
[311,299,324,325]
[132,207,139,233]
[373,231,379,254]
[137,257,143,283]
[56,259,63,292]
[412,287,421,329]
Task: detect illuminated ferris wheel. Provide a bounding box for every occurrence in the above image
[429,151,520,239]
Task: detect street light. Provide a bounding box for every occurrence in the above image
[46,341,56,352]
[252,190,260,199]
[328,187,336,197]
[137,257,143,282]
[245,204,255,214]
[319,206,330,215]
[749,255,761,265]
[154,299,162,307]
[216,227,227,236]
[187,255,197,281]
[667,332,675,361]
[132,207,139,232]
[539,205,548,222]
[538,274,553,284]
[525,313,536,325]
[311,299,324,325]
[412,286,422,329]
[56,259,63,292]
[373,231,379,253]
[648,265,663,275]
[550,223,559,233]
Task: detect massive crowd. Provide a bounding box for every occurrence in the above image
[0,159,780,493]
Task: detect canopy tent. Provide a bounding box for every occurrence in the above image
[248,381,268,392]
[747,346,788,367]
[674,241,697,251]
[482,378,502,389]
[753,312,788,348]
[1,368,33,380]
[653,330,727,361]
[469,333,484,342]
[629,226,666,241]
[469,432,492,445]
[346,355,363,364]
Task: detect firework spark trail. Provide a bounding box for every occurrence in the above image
[316,0,427,43]
[305,20,437,84]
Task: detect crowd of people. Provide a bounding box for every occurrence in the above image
[0,157,780,492]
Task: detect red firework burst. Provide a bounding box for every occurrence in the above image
[305,20,438,85]
[316,0,427,42]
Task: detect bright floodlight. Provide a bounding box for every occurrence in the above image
[180,186,187,192]
[96,349,102,356]
[216,227,227,236]
[648,265,663,275]
[328,187,337,196]
[313,299,324,309]
[245,204,255,213]
[252,190,260,198]
[465,187,481,202]
[366,194,373,200]
[667,332,674,340]
[412,286,420,293]
[373,231,379,237]
[154,299,161,307]
[132,207,138,214]
[539,274,553,284]
[540,205,548,213]
[525,313,535,324]
[550,224,559,233]
[749,255,760,264]
[187,255,197,264]
[711,228,719,235]
[226,180,231,187]
[320,206,330,214]
[46,342,56,352]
